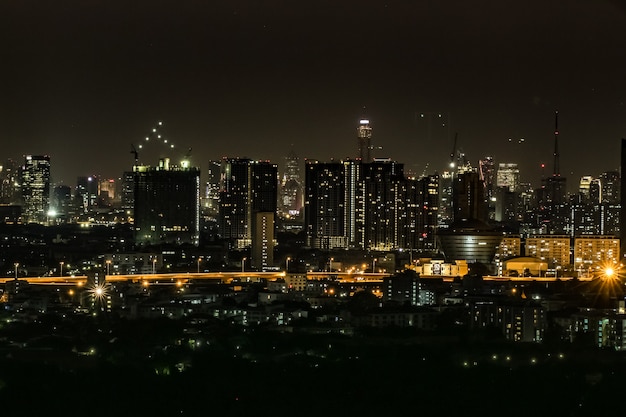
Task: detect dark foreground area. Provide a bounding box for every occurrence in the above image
[1,319,625,417]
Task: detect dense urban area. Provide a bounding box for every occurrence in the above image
[1,122,626,416]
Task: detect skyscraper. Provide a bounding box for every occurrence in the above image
[278,150,304,221]
[133,158,200,246]
[357,118,372,161]
[20,155,51,224]
[304,160,347,249]
[496,163,520,192]
[218,158,277,249]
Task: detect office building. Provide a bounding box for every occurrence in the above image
[21,155,51,224]
[357,118,372,161]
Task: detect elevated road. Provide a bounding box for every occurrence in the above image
[0,271,592,286]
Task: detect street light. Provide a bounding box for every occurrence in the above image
[14,263,19,280]
[197,257,202,273]
[60,261,64,277]
[329,257,334,273]
[373,258,377,273]
[286,257,291,272]
[105,260,111,276]
[152,259,157,274]
[242,257,247,273]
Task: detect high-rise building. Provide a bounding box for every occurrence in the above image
[278,150,304,221]
[437,170,454,229]
[304,160,348,249]
[121,171,135,213]
[496,163,520,192]
[218,158,277,249]
[363,159,404,251]
[453,170,487,223]
[0,158,21,204]
[133,158,200,246]
[357,118,372,161]
[600,170,620,204]
[252,211,275,270]
[75,175,99,214]
[305,158,437,252]
[204,160,221,218]
[50,185,72,221]
[20,155,51,224]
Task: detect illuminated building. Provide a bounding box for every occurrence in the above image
[305,160,348,249]
[218,158,277,249]
[252,212,275,270]
[402,174,439,252]
[133,158,200,246]
[357,118,372,161]
[75,175,99,214]
[524,235,571,267]
[600,170,620,204]
[383,270,420,306]
[437,220,503,266]
[496,236,522,273]
[479,156,496,220]
[20,155,51,224]
[0,158,20,204]
[50,185,72,222]
[203,160,221,218]
[469,299,545,343]
[99,178,117,204]
[121,171,134,212]
[570,309,626,350]
[278,150,304,222]
[305,158,425,251]
[363,159,404,251]
[573,236,620,272]
[496,163,520,192]
[437,170,454,229]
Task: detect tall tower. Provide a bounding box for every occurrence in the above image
[21,155,51,224]
[544,111,567,204]
[357,118,372,161]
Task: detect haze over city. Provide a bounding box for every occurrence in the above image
[2,1,626,188]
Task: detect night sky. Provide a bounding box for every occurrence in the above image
[2,1,626,190]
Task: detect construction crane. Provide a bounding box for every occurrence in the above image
[450,132,458,169]
[130,144,139,165]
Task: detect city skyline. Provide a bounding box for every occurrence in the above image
[2,1,626,187]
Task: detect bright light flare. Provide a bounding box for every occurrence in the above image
[88,283,109,301]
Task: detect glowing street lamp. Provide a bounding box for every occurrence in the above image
[14,263,19,280]
[242,257,247,273]
[152,259,157,274]
[286,257,291,272]
[197,257,202,273]
[60,261,64,277]
[373,258,377,273]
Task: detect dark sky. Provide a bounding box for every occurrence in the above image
[2,1,626,190]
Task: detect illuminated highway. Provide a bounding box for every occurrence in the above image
[0,271,592,286]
